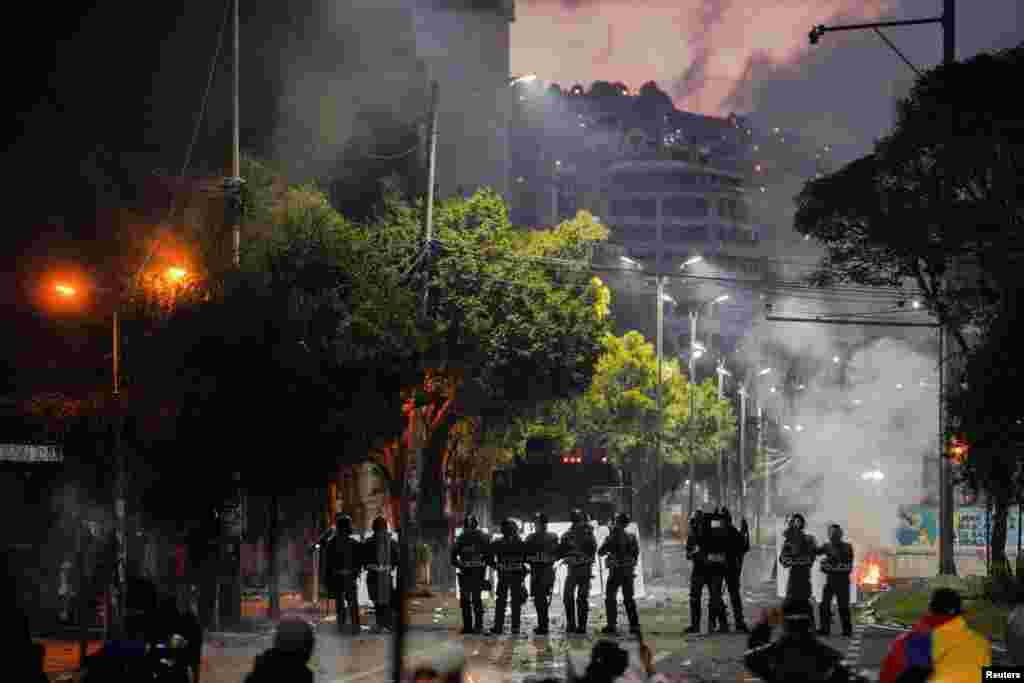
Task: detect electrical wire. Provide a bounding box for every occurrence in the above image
[180,0,231,178]
[364,143,422,162]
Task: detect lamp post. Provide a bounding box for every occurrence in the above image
[686,293,730,517]
[715,359,731,507]
[54,266,189,638]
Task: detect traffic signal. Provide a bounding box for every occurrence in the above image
[948,436,969,465]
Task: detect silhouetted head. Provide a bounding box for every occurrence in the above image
[534,512,548,532]
[336,514,353,536]
[929,588,962,617]
[273,618,315,661]
[372,516,388,534]
[828,524,843,543]
[464,514,479,531]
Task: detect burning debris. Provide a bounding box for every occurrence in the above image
[854,550,888,591]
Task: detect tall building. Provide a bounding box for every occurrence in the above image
[413,1,515,200]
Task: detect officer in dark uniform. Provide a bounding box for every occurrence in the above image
[780,512,818,629]
[701,508,731,633]
[816,523,854,637]
[524,512,559,635]
[599,512,641,635]
[323,513,363,633]
[362,516,399,633]
[685,510,710,634]
[558,508,597,634]
[488,519,529,635]
[451,514,489,634]
[722,508,750,633]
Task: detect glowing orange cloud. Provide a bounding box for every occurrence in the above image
[512,0,893,115]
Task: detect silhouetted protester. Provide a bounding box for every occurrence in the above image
[685,510,712,634]
[569,640,668,683]
[744,599,863,683]
[598,512,641,636]
[879,588,990,683]
[146,593,203,683]
[244,618,315,683]
[12,610,49,683]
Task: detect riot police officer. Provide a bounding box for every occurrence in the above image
[524,512,559,635]
[324,513,363,633]
[362,516,398,633]
[722,508,750,633]
[780,513,818,628]
[599,512,641,636]
[685,510,710,634]
[558,509,597,634]
[451,514,489,634]
[816,523,854,637]
[489,519,529,635]
[700,508,731,633]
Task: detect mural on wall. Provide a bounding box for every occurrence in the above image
[896,504,1024,551]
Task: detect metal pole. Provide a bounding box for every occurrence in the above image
[231,0,241,267]
[739,386,747,519]
[717,361,726,507]
[937,0,957,578]
[656,276,664,558]
[111,307,127,638]
[687,311,698,517]
[422,80,440,317]
[759,404,768,524]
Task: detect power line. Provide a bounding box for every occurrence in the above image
[180,0,231,178]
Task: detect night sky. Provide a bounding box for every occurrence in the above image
[5,1,1021,313]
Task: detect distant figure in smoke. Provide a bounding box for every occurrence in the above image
[324,513,363,633]
[816,524,853,637]
[362,516,398,633]
[779,513,818,629]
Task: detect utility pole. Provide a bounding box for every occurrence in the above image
[655,275,664,571]
[716,359,728,507]
[687,310,698,517]
[229,0,242,267]
[421,80,440,316]
[759,403,768,524]
[111,304,126,638]
[737,385,747,517]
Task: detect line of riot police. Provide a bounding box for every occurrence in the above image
[450,509,643,636]
[685,507,750,634]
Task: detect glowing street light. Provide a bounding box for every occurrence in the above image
[861,469,885,482]
[54,284,77,298]
[832,355,841,364]
[619,256,641,269]
[759,367,773,376]
[712,294,730,304]
[682,255,703,268]
[795,424,805,432]
[783,424,792,431]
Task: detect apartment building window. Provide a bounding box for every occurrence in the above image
[663,196,710,218]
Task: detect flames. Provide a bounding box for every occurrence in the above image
[855,549,886,589]
[859,561,881,586]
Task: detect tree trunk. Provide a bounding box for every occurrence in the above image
[268,493,281,619]
[418,412,456,588]
[992,495,1011,576]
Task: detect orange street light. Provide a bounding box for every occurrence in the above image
[55,284,77,298]
[165,267,188,282]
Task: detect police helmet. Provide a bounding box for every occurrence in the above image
[372,516,388,533]
[720,507,732,524]
[336,513,353,535]
[569,508,584,525]
[534,512,548,526]
[789,513,806,530]
[464,514,479,530]
[501,518,518,536]
[614,512,630,528]
[689,510,704,525]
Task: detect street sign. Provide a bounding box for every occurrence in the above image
[0,444,63,463]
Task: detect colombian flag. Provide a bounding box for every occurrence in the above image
[880,613,991,683]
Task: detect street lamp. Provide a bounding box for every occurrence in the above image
[715,360,731,506]
[682,255,703,268]
[52,264,188,637]
[687,293,731,517]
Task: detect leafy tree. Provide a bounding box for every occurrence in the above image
[794,44,1024,358]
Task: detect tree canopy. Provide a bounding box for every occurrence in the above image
[794,43,1024,356]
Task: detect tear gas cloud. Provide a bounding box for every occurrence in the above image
[759,316,938,551]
